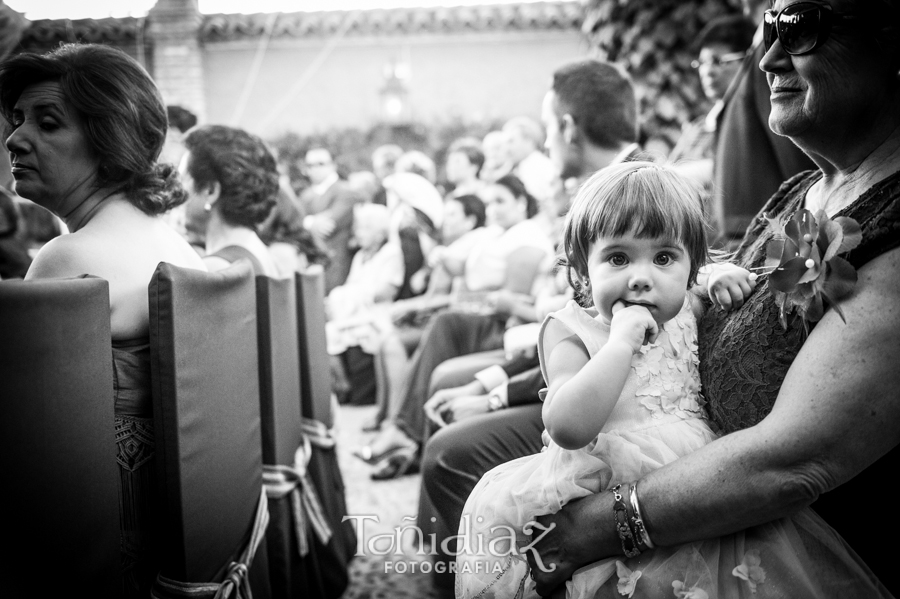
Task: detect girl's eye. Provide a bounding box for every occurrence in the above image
[654,253,674,266]
[39,119,59,131]
[609,254,627,266]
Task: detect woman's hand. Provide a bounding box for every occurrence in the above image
[608,302,658,352]
[524,493,615,596]
[707,264,758,311]
[423,379,487,427]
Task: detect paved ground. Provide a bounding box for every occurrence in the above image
[336,405,452,599]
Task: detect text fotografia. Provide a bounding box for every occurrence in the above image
[342,514,558,573]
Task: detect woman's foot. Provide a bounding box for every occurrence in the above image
[351,423,416,464]
[370,444,419,480]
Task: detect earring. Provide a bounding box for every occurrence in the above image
[204,202,212,212]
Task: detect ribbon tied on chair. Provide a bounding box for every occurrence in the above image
[151,488,270,599]
[263,428,333,557]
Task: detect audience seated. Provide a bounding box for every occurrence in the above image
[354,174,554,479]
[0,43,207,595]
[180,124,281,277]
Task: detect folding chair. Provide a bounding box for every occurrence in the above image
[0,276,121,595]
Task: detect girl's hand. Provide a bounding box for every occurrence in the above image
[708,264,758,311]
[609,302,658,352]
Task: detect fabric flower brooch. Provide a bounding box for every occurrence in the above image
[763,209,861,329]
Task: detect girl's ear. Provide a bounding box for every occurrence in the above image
[561,113,578,145]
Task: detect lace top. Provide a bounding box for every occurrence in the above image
[699,168,900,434]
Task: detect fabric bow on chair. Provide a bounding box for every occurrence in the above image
[263,431,333,557]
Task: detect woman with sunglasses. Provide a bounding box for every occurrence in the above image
[523,2,900,596]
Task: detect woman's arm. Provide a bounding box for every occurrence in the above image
[528,247,900,594]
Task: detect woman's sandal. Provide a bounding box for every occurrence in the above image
[351,443,408,465]
[370,445,419,480]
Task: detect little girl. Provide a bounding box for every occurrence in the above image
[456,163,882,599]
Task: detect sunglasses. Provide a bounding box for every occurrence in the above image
[691,51,748,69]
[763,2,835,55]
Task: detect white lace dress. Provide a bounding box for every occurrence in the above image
[456,299,716,598]
[456,300,891,599]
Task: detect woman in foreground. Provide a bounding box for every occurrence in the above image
[0,44,206,595]
[526,1,900,596]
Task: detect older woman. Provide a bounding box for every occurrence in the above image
[180,124,280,277]
[525,1,900,596]
[0,44,206,595]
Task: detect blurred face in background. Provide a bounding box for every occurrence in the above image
[441,197,475,244]
[304,148,335,185]
[502,125,534,165]
[697,42,745,101]
[482,183,526,230]
[353,216,386,251]
[445,150,478,185]
[481,131,507,172]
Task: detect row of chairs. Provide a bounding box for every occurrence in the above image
[0,261,355,598]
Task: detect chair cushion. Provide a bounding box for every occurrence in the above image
[255,275,302,466]
[0,276,121,593]
[295,267,332,427]
[149,261,263,582]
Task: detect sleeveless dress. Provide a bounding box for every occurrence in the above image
[456,300,718,599]
[699,168,900,595]
[210,244,267,276]
[113,338,159,598]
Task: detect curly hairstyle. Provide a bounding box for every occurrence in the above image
[491,174,539,219]
[182,124,279,229]
[0,43,185,215]
[562,162,709,304]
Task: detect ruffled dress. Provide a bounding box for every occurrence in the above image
[456,299,890,599]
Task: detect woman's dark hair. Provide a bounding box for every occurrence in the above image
[450,194,486,229]
[258,184,330,266]
[0,43,185,215]
[493,174,539,219]
[448,141,486,177]
[695,15,755,54]
[183,124,279,229]
[166,105,197,134]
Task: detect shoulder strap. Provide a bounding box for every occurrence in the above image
[211,245,266,276]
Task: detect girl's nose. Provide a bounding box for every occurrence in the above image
[628,268,652,291]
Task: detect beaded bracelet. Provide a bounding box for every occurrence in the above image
[612,484,641,558]
[629,482,654,551]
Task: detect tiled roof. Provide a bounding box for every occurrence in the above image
[202,2,581,41]
[21,16,144,48]
[20,2,581,48]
